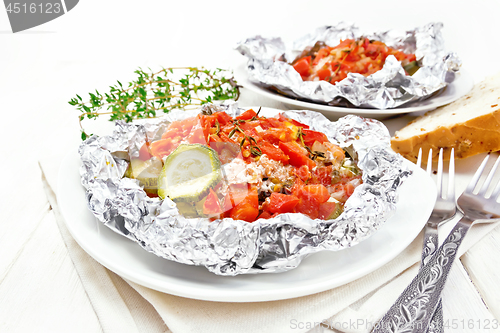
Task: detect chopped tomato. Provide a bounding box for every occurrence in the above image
[311,166,333,186]
[208,134,223,143]
[228,188,259,222]
[238,122,259,138]
[258,211,273,219]
[291,177,304,197]
[278,114,309,129]
[293,56,311,77]
[261,128,294,144]
[317,68,331,81]
[302,184,330,203]
[222,184,250,211]
[203,189,222,215]
[150,137,180,160]
[294,189,320,219]
[259,142,289,164]
[147,109,363,223]
[294,38,416,84]
[345,182,355,197]
[301,129,329,146]
[312,47,331,66]
[258,117,282,130]
[214,111,232,125]
[217,145,241,164]
[269,193,299,214]
[161,127,182,140]
[138,142,152,161]
[318,201,340,220]
[163,117,196,139]
[279,141,316,170]
[219,131,236,143]
[236,109,257,121]
[186,126,206,145]
[295,165,311,182]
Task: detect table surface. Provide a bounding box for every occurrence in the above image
[1,1,500,332]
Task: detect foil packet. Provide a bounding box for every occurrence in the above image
[79,103,411,276]
[236,22,461,109]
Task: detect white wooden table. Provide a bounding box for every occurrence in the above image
[1,1,500,332]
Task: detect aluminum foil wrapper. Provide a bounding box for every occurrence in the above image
[79,103,411,275]
[236,22,461,109]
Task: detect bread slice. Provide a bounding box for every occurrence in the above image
[391,73,500,162]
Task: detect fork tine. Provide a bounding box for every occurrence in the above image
[426,148,433,176]
[448,148,455,201]
[482,155,500,199]
[466,154,490,193]
[437,148,444,198]
[416,148,423,168]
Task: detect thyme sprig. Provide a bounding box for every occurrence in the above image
[228,125,261,156]
[69,67,240,140]
[304,146,326,160]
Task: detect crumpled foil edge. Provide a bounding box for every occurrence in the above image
[236,22,461,109]
[79,103,411,276]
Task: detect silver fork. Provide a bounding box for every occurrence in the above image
[373,153,500,333]
[416,148,457,333]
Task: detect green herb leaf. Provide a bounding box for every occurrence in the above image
[70,67,240,140]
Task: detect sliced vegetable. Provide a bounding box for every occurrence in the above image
[158,144,221,202]
[125,157,163,196]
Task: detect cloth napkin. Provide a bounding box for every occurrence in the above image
[39,150,500,333]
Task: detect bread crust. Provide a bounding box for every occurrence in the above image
[391,108,500,162]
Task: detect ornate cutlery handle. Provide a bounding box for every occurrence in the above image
[420,230,443,333]
[373,217,472,333]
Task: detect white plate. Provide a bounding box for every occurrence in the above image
[58,151,435,302]
[234,64,474,119]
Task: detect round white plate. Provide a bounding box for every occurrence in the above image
[234,64,474,119]
[58,152,435,302]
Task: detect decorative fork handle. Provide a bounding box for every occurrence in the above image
[373,217,472,333]
[421,229,443,333]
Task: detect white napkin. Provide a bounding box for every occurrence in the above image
[39,151,500,333]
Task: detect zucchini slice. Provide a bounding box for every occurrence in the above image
[158,144,221,203]
[125,157,163,196]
